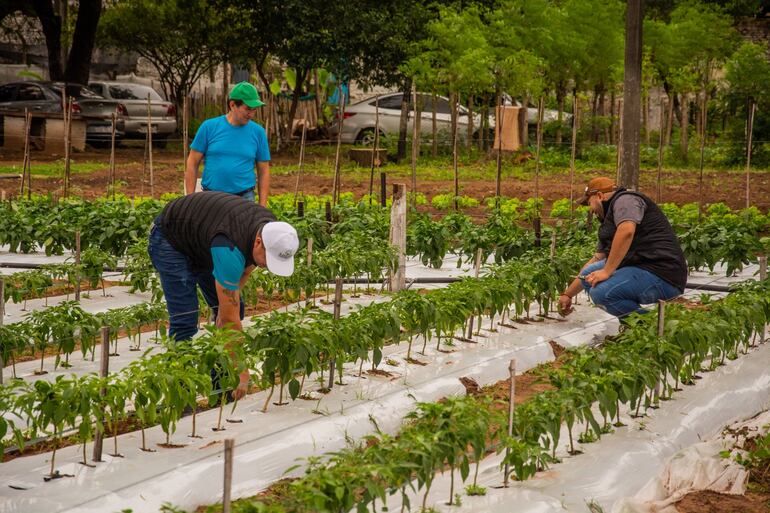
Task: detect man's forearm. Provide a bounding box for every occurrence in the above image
[185,159,199,195]
[603,223,635,274]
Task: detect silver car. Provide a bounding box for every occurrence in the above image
[89,81,177,146]
[331,92,567,145]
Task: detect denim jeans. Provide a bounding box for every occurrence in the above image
[148,223,244,342]
[579,259,681,318]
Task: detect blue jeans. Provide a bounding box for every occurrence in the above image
[579,259,681,318]
[148,223,244,342]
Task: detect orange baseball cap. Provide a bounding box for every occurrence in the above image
[576,177,616,205]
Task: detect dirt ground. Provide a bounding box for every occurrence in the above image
[1,146,769,212]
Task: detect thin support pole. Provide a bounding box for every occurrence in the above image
[380,172,387,208]
[452,93,460,211]
[331,85,346,205]
[389,184,407,291]
[74,231,81,302]
[369,95,380,205]
[293,122,307,205]
[745,100,756,209]
[411,83,418,209]
[109,112,117,200]
[0,278,4,384]
[657,300,666,338]
[466,248,483,339]
[569,93,579,221]
[656,98,666,203]
[534,97,544,215]
[503,359,516,487]
[328,277,343,390]
[222,438,234,513]
[183,94,189,172]
[759,256,767,281]
[92,326,110,462]
[495,94,504,205]
[64,97,72,198]
[697,93,707,219]
[147,94,154,198]
[20,109,31,199]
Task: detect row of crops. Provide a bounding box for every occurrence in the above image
[200,279,770,513]
[0,242,590,474]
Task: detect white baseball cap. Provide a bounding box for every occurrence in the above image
[261,221,299,276]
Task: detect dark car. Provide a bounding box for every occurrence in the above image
[89,81,177,146]
[0,81,127,144]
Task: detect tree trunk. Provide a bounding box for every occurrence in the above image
[397,78,413,162]
[62,0,102,84]
[609,90,616,145]
[31,0,64,80]
[286,67,307,142]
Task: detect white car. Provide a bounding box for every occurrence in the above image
[89,81,177,146]
[331,92,566,145]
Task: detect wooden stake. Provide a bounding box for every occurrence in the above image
[534,217,542,248]
[569,93,579,221]
[92,326,110,462]
[20,109,31,199]
[411,82,418,209]
[503,359,516,487]
[74,231,81,302]
[331,85,346,205]
[495,94,504,204]
[550,231,557,261]
[183,94,189,173]
[293,122,307,205]
[657,300,666,338]
[369,95,380,205]
[697,93,707,219]
[656,98,666,203]
[147,94,154,198]
[222,438,234,513]
[466,248,484,339]
[452,92,459,211]
[759,256,767,281]
[328,277,343,390]
[0,278,4,384]
[306,237,313,267]
[109,112,117,200]
[380,172,386,208]
[64,97,73,198]
[534,97,544,213]
[745,100,756,209]
[431,91,438,157]
[389,184,407,291]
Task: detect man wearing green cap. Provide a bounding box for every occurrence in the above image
[185,82,271,205]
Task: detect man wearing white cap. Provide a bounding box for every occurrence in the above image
[148,191,299,398]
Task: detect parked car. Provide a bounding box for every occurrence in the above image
[331,92,568,145]
[0,81,126,144]
[89,81,177,146]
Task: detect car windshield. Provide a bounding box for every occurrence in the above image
[107,84,163,101]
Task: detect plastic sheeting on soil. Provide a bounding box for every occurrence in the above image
[0,301,618,513]
[380,339,770,513]
[613,410,770,513]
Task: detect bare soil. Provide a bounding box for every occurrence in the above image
[2,147,769,212]
[676,489,770,513]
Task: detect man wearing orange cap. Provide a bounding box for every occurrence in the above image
[557,177,687,319]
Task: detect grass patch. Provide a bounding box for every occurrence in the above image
[0,160,106,178]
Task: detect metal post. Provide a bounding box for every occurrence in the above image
[503,359,516,487]
[92,326,110,462]
[222,438,234,513]
[74,231,81,302]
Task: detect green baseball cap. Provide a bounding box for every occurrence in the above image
[229,82,265,108]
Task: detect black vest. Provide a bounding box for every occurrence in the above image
[598,189,687,291]
[158,192,276,271]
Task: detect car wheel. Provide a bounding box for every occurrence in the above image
[356,128,383,146]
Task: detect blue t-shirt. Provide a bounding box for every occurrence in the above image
[191,115,270,194]
[210,235,246,291]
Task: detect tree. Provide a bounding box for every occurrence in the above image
[99,0,227,110]
[5,0,104,84]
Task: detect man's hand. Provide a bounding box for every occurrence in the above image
[558,294,573,317]
[233,369,250,400]
[585,268,611,287]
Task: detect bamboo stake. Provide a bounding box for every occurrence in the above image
[109,112,117,200]
[697,93,707,219]
[183,94,189,173]
[452,92,459,211]
[411,82,418,209]
[656,98,666,203]
[745,100,756,209]
[0,278,4,384]
[534,97,544,216]
[74,231,81,302]
[369,95,380,206]
[331,85,346,205]
[20,109,31,199]
[92,326,110,462]
[569,93,579,221]
[222,439,234,513]
[64,97,72,198]
[503,359,516,487]
[293,122,307,205]
[495,93,504,205]
[147,94,154,198]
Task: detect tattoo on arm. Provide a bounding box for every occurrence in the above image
[223,288,240,307]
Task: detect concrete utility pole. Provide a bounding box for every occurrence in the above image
[619,0,644,190]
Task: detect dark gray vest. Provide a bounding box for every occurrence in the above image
[598,189,687,291]
[158,192,275,271]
